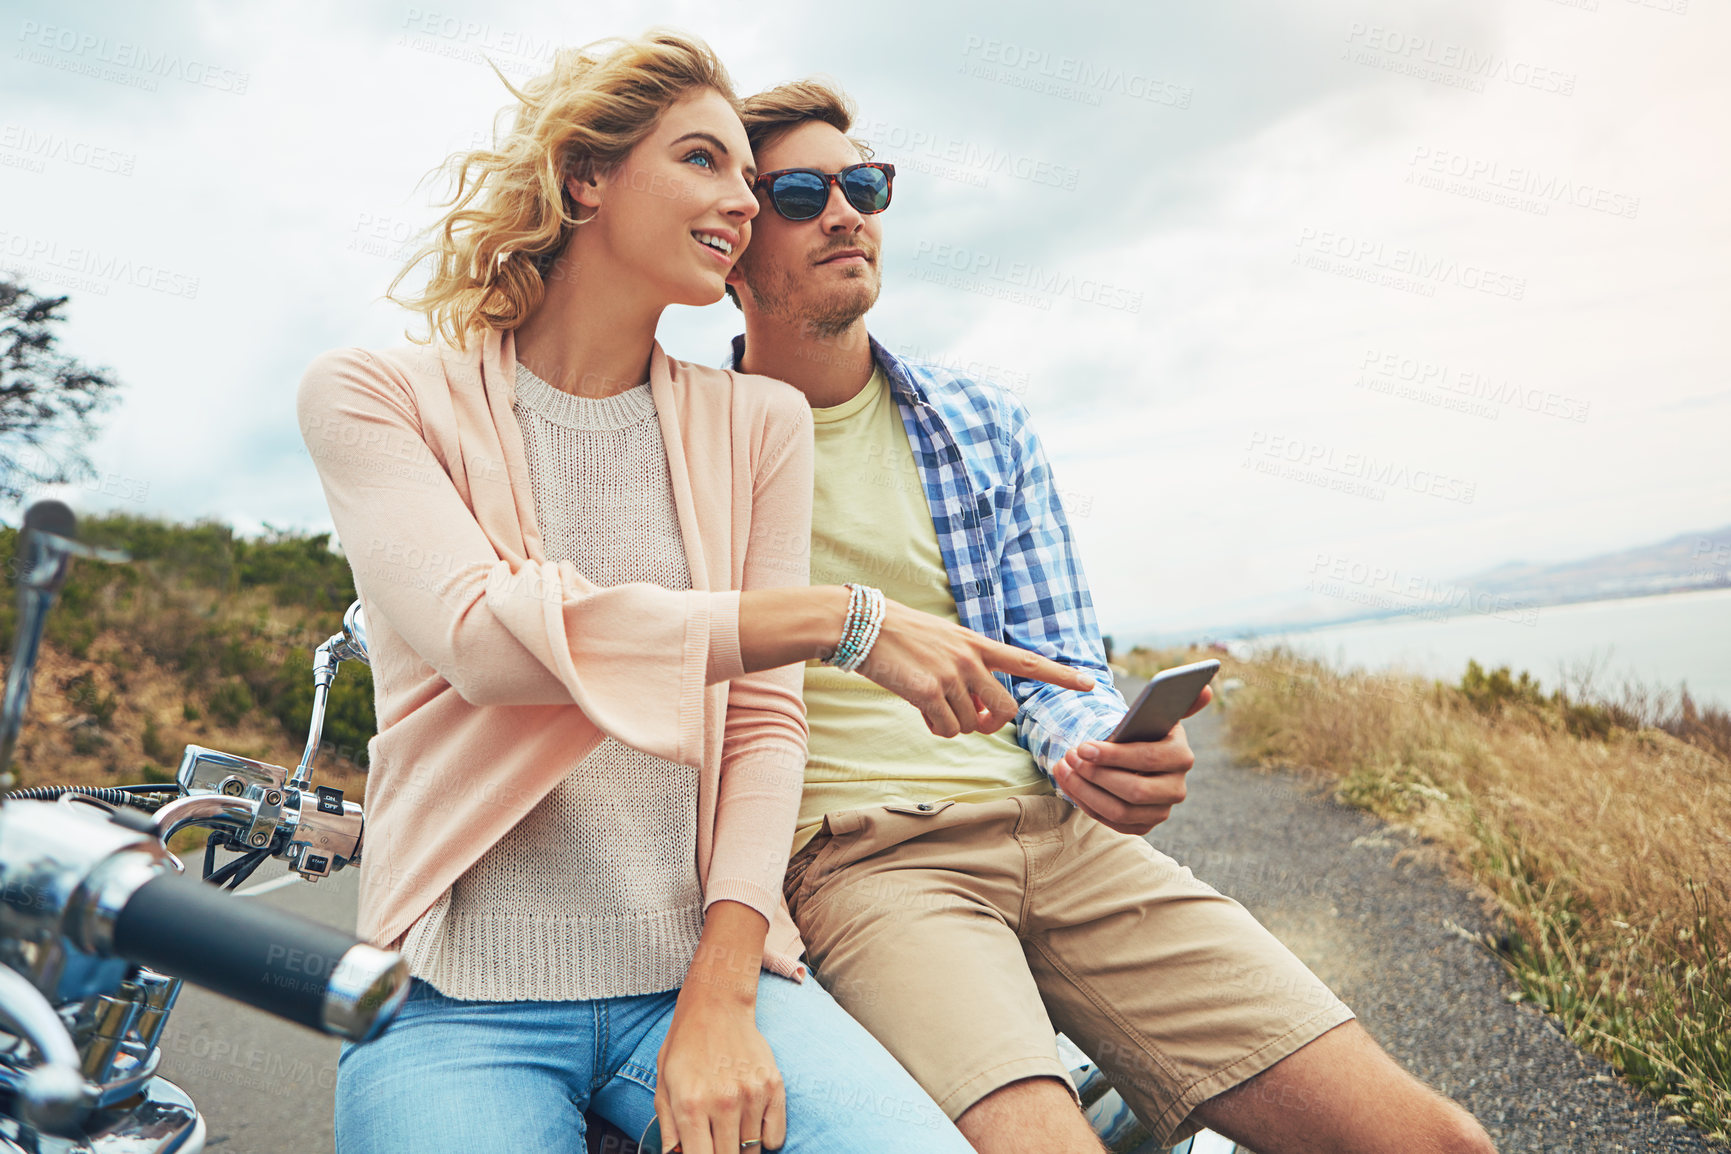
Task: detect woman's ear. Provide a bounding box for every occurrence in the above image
[566,172,602,211]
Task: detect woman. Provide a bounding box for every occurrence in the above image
[297,31,1090,1154]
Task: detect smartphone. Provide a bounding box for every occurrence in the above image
[1108,658,1221,744]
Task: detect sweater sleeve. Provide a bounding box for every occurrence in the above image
[701,395,814,924]
[298,347,731,767]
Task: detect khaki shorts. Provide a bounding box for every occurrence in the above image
[783,795,1355,1147]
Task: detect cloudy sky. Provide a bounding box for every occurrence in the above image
[2,0,1725,640]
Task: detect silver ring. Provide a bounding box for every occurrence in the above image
[638,1116,672,1152]
[741,1142,762,1149]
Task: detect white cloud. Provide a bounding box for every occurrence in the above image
[1,0,1724,640]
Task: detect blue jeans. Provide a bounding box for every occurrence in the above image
[334,972,975,1153]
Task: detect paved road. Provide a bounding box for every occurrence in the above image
[1149,704,1722,1153]
[157,700,1724,1152]
[154,858,352,1154]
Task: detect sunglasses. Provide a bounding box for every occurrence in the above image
[752,162,896,222]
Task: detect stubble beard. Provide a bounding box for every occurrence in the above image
[742,258,881,341]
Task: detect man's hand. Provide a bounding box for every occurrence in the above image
[1053,686,1212,835]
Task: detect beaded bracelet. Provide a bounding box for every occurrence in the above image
[828,584,873,671]
[841,586,886,673]
[827,583,886,673]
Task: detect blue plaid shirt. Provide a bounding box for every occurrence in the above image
[726,334,1129,778]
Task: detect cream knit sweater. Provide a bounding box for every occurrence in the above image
[398,364,704,1000]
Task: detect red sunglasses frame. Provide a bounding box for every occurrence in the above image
[751,162,897,221]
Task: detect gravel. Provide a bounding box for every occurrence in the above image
[1153,701,1724,1153]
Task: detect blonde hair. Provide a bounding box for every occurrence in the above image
[389,30,739,347]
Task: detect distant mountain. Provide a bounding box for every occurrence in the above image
[1458,524,1731,606]
[1131,524,1731,646]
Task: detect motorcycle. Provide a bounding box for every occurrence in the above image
[0,497,1237,1154]
[0,501,409,1153]
[1059,1034,1241,1154]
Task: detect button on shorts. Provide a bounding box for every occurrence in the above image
[783,794,1356,1147]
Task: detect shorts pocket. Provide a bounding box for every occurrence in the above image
[784,843,823,912]
[789,827,861,919]
[880,799,957,816]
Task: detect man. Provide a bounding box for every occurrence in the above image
[722,80,1496,1154]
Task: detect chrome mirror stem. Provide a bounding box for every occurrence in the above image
[290,643,339,793]
[288,600,367,793]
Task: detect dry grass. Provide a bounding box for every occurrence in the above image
[5,620,368,863]
[1125,645,1731,1142]
[0,514,373,872]
[6,622,368,801]
[0,515,372,806]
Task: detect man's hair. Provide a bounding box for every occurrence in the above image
[727,78,873,308]
[739,78,872,160]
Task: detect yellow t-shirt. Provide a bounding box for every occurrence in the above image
[794,367,1051,854]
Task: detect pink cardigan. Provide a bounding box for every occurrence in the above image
[296,327,814,981]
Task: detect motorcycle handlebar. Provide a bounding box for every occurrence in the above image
[111,873,408,1042]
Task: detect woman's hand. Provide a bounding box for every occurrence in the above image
[654,998,785,1154]
[857,598,1095,738]
[654,902,785,1154]
[736,585,1096,737]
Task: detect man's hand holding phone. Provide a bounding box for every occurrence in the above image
[1054,660,1217,836]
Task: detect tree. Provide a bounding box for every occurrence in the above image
[0,277,123,506]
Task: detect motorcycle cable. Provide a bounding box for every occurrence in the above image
[202,833,273,891]
[3,782,179,811]
[220,849,271,891]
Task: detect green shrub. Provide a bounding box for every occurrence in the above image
[207,678,254,727]
[70,725,107,756]
[141,714,177,763]
[1459,660,1546,713]
[0,514,373,768]
[234,525,357,609]
[1458,660,1638,742]
[80,514,240,592]
[271,651,374,768]
[1558,698,1618,741]
[58,670,117,728]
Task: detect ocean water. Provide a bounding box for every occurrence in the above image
[1257,587,1731,711]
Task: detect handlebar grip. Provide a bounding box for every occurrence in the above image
[111,873,409,1041]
